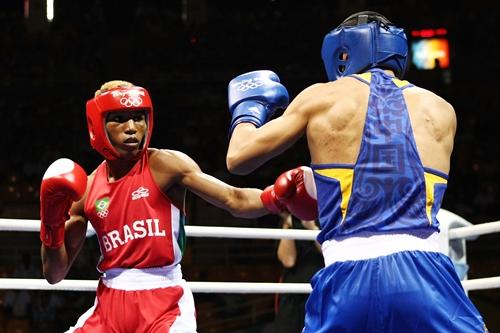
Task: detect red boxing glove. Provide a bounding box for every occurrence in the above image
[262,166,318,220]
[40,158,87,248]
[260,185,286,214]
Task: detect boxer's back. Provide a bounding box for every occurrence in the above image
[307,69,454,239]
[307,70,455,175]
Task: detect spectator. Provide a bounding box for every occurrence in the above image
[263,213,323,333]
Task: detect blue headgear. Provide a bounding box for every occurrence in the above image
[321,11,408,81]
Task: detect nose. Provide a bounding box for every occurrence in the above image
[124,119,137,133]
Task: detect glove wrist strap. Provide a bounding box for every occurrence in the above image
[40,223,65,249]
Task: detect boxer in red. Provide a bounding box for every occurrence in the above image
[39,80,314,333]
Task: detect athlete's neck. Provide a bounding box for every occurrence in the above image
[105,158,139,182]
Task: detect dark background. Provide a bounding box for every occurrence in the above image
[1,0,499,332]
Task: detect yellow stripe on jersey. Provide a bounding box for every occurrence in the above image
[353,73,410,88]
[353,72,372,83]
[314,168,354,221]
[424,172,448,224]
[392,78,411,88]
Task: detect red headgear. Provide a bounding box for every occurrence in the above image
[86,86,154,160]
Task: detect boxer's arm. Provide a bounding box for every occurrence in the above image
[154,150,268,218]
[277,213,297,268]
[227,84,322,175]
[41,200,88,284]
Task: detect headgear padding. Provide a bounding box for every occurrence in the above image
[321,11,408,81]
[86,86,154,160]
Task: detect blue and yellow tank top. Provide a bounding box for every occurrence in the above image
[312,69,448,244]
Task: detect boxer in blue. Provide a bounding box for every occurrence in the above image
[225,11,488,333]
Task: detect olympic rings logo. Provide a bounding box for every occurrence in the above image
[120,96,143,107]
[97,210,108,219]
[236,78,264,92]
[111,90,145,107]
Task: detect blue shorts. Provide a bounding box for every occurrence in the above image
[303,251,487,333]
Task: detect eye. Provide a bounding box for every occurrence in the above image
[133,114,146,122]
[106,113,125,123]
[109,115,121,122]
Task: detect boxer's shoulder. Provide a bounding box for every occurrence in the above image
[293,79,367,116]
[403,86,455,119]
[149,148,200,176]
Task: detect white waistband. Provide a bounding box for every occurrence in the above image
[102,265,184,291]
[321,232,441,266]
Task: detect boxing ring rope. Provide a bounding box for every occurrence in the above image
[1,215,500,293]
[0,278,312,294]
[448,221,500,240]
[1,277,498,293]
[3,218,500,241]
[0,219,318,241]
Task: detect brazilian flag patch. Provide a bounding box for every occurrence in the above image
[95,197,110,218]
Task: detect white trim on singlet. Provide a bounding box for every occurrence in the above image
[171,205,183,266]
[102,264,183,290]
[322,232,441,266]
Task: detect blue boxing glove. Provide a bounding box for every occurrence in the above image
[228,70,289,136]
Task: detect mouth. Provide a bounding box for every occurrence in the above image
[121,138,140,150]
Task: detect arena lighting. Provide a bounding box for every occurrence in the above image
[24,0,29,18]
[46,0,54,22]
[410,28,450,70]
[411,28,448,38]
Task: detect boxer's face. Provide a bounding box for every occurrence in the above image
[105,110,147,160]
